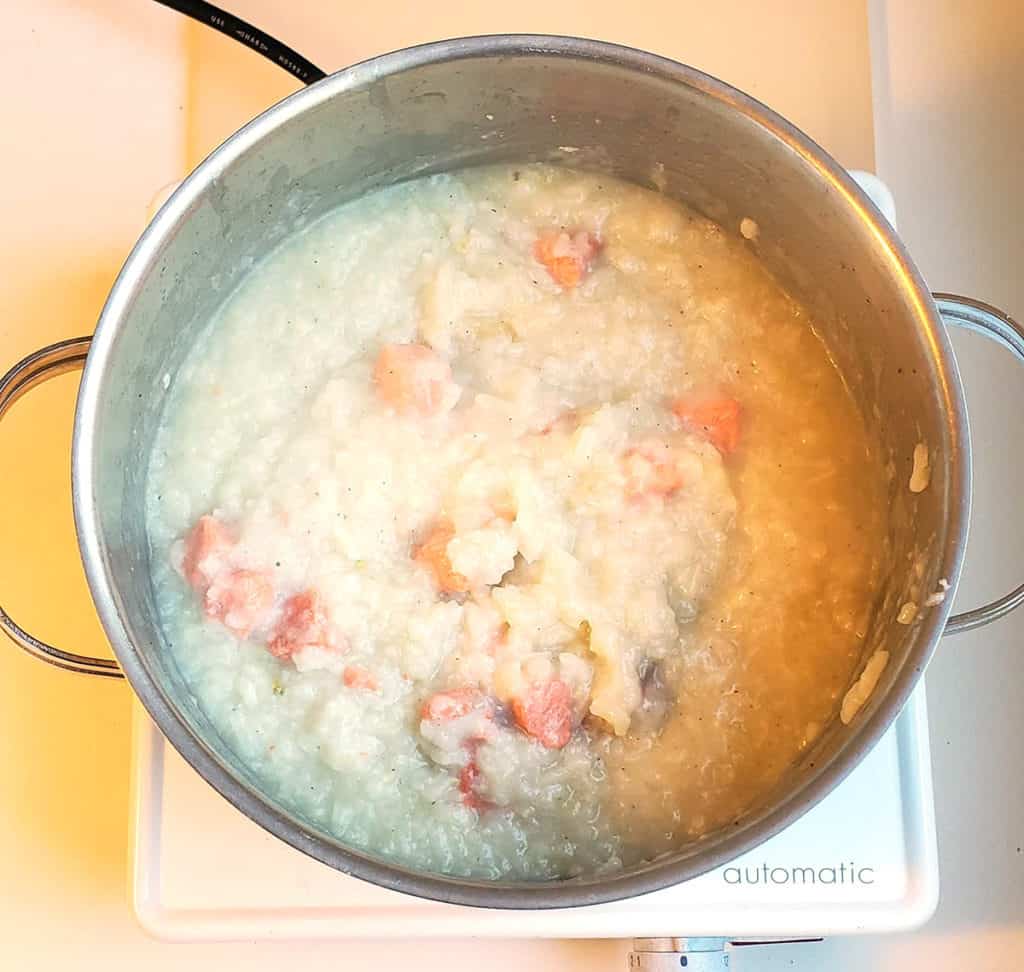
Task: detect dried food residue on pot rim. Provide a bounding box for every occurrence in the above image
[840,650,890,725]
[909,442,930,493]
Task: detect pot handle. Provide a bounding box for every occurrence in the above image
[0,336,124,677]
[936,293,1024,635]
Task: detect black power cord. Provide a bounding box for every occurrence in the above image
[153,0,327,85]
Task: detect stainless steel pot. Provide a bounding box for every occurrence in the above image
[3,35,1024,909]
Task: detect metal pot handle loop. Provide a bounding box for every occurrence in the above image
[0,336,123,677]
[935,293,1024,635]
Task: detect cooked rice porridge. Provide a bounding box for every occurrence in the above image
[146,164,887,879]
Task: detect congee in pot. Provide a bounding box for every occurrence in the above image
[145,164,887,879]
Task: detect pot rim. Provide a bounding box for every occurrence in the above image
[71,33,969,910]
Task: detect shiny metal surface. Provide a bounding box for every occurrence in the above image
[6,34,980,906]
[0,336,123,678]
[934,294,1024,634]
[628,939,730,970]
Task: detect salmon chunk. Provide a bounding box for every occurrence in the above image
[343,665,379,692]
[203,568,275,638]
[533,230,601,289]
[181,515,234,592]
[419,688,497,759]
[672,395,742,455]
[268,588,343,662]
[373,343,461,417]
[621,440,686,501]
[421,687,488,722]
[458,756,491,812]
[412,518,472,595]
[512,678,574,749]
